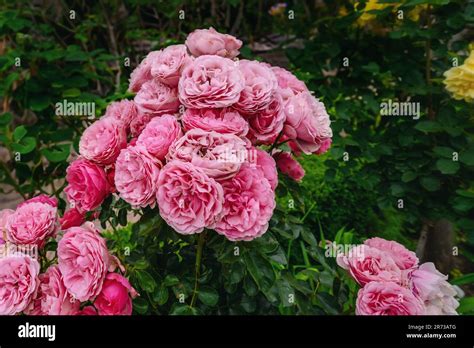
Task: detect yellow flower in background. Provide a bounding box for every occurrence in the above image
[444,50,474,102]
[356,0,390,25]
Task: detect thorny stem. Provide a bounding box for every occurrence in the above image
[190,231,207,307]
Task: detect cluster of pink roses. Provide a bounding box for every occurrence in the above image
[337,237,459,315]
[63,27,332,242]
[0,195,137,316]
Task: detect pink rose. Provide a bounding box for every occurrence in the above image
[364,237,419,270]
[95,273,138,315]
[64,158,110,212]
[115,145,162,207]
[26,265,79,315]
[255,148,278,190]
[336,245,402,286]
[75,306,97,315]
[129,50,162,93]
[182,108,249,137]
[136,114,183,160]
[6,201,57,247]
[130,111,155,137]
[167,129,248,181]
[215,164,276,241]
[150,44,192,87]
[356,281,425,315]
[0,254,40,315]
[157,161,224,234]
[275,152,305,182]
[60,208,85,230]
[58,222,109,302]
[234,60,278,114]
[103,99,138,129]
[185,27,242,59]
[409,262,459,315]
[284,91,332,154]
[18,194,58,208]
[271,66,308,101]
[79,117,127,165]
[105,165,116,193]
[247,94,285,144]
[134,80,180,116]
[178,55,244,109]
[314,137,332,155]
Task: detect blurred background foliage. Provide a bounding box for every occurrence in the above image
[1,0,474,314]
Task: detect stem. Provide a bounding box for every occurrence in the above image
[269,132,284,153]
[190,231,207,307]
[425,5,433,120]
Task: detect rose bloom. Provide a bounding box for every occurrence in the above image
[178,55,245,109]
[64,157,110,212]
[18,194,58,208]
[409,262,459,315]
[134,80,180,116]
[137,114,183,160]
[167,129,248,181]
[115,144,162,207]
[443,50,474,102]
[182,108,249,137]
[275,152,305,182]
[95,273,138,316]
[314,137,332,155]
[130,111,155,137]
[157,161,224,235]
[364,237,419,270]
[255,148,278,190]
[74,306,97,315]
[26,265,79,315]
[6,201,57,247]
[234,60,278,115]
[215,164,276,242]
[79,117,127,165]
[0,254,40,315]
[129,50,162,93]
[336,245,402,286]
[271,66,308,101]
[103,99,138,129]
[58,222,109,302]
[150,44,192,87]
[356,281,425,315]
[185,27,242,59]
[59,207,85,230]
[284,91,333,154]
[247,94,285,144]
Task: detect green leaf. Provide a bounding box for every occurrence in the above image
[41,144,70,162]
[170,305,198,315]
[0,112,13,126]
[136,270,156,293]
[451,273,474,286]
[243,251,275,292]
[419,176,440,192]
[153,285,169,305]
[118,208,127,226]
[433,146,454,158]
[457,297,474,314]
[62,88,81,98]
[198,286,219,306]
[13,126,27,142]
[11,137,36,154]
[163,274,180,287]
[133,298,149,314]
[460,148,474,166]
[401,171,417,182]
[436,159,459,175]
[415,121,442,133]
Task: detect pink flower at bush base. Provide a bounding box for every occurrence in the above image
[255,148,278,190]
[114,145,162,208]
[26,265,79,315]
[182,108,249,137]
[6,201,57,247]
[64,158,111,212]
[178,55,245,109]
[134,80,180,116]
[137,114,183,160]
[275,152,305,182]
[58,222,109,302]
[60,207,85,230]
[150,44,192,87]
[336,245,402,286]
[185,27,242,59]
[95,273,138,315]
[364,237,419,270]
[79,117,127,165]
[356,281,424,315]
[215,164,276,241]
[167,129,248,181]
[157,161,224,235]
[0,254,40,315]
[247,94,285,145]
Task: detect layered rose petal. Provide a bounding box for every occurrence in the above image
[254,148,278,190]
[115,145,162,207]
[157,161,224,234]
[150,44,192,87]
[364,237,419,270]
[185,27,242,59]
[247,93,285,144]
[129,50,162,93]
[272,66,308,101]
[182,108,249,137]
[95,273,137,315]
[215,164,276,241]
[275,152,305,182]
[103,99,138,129]
[134,80,180,116]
